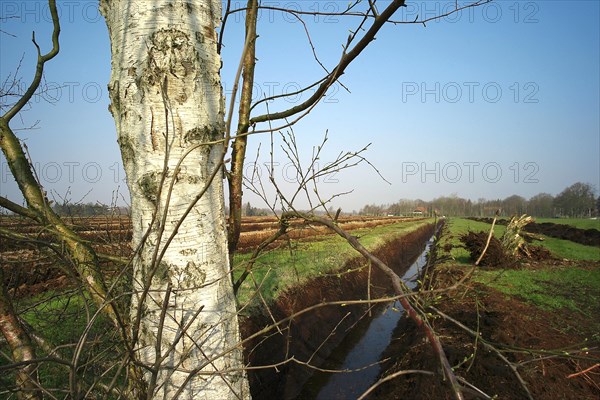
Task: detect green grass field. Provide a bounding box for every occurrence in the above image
[535,218,600,230]
[474,267,600,314]
[441,218,599,262]
[463,217,599,231]
[233,218,434,307]
[440,218,600,333]
[537,236,600,261]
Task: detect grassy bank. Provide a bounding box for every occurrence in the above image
[474,267,600,315]
[234,218,434,307]
[441,218,599,262]
[439,217,600,331]
[535,217,600,230]
[537,236,600,260]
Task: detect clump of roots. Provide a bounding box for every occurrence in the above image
[460,214,551,268]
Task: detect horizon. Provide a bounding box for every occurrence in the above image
[1,180,594,218]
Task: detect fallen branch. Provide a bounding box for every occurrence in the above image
[475,209,499,266]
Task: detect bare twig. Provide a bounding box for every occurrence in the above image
[567,363,600,378]
[430,306,534,400]
[475,209,500,265]
[357,369,435,400]
[233,217,289,294]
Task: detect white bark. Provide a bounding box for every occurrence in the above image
[100,1,248,398]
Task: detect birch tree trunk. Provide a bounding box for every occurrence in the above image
[100,1,248,398]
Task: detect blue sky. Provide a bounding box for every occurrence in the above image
[1,0,599,212]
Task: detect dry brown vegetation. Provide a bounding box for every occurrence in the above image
[237,216,421,251]
[0,215,420,295]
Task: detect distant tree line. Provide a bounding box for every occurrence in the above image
[243,202,269,217]
[359,182,598,218]
[3,182,596,219]
[51,202,129,217]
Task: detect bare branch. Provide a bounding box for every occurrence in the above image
[475,209,500,265]
[233,217,289,294]
[0,195,39,221]
[430,306,534,400]
[3,0,60,121]
[357,369,435,400]
[250,0,408,125]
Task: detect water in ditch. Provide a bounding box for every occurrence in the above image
[297,236,435,400]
